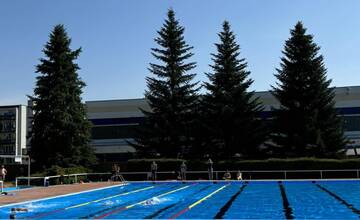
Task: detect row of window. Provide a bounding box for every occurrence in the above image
[0,133,15,143]
[342,116,360,132]
[91,125,137,139]
[0,145,15,155]
[91,115,360,140]
[0,120,16,132]
[1,115,358,143]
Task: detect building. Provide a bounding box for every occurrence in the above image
[1,86,359,162]
[87,86,360,158]
[86,98,149,161]
[0,105,28,163]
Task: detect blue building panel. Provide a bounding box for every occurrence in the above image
[336,107,360,115]
[90,117,144,125]
[89,107,360,126]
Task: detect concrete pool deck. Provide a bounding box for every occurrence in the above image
[0,182,123,206]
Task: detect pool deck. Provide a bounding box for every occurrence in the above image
[0,182,122,206]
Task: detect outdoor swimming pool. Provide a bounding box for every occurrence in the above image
[0,180,358,219]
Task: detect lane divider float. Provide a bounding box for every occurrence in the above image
[65,186,155,209]
[169,184,229,219]
[29,185,155,219]
[96,184,193,219]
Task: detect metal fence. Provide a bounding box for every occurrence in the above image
[119,169,360,181]
[15,172,111,187]
[14,169,360,187]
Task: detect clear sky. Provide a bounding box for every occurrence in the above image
[1,0,360,105]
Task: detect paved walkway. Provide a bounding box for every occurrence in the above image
[0,182,122,206]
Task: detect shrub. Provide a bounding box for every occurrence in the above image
[123,158,360,171]
[33,165,91,177]
[216,158,360,170]
[127,159,185,171]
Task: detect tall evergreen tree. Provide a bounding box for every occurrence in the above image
[134,9,199,158]
[31,25,96,169]
[271,22,346,157]
[202,21,266,159]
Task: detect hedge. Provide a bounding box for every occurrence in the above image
[32,165,91,177]
[215,158,360,170]
[119,158,360,172]
[126,159,185,172]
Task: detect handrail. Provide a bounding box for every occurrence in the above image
[119,171,175,174]
[16,172,112,187]
[118,169,360,180]
[185,169,360,173]
[118,169,359,174]
[14,169,360,186]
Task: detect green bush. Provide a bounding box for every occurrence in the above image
[33,165,91,177]
[127,159,185,171]
[121,158,360,171]
[216,158,360,170]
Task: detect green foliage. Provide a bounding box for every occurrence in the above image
[216,158,360,170]
[127,158,185,171]
[119,158,360,171]
[133,9,199,158]
[201,21,267,159]
[271,22,346,157]
[33,165,91,176]
[31,24,96,169]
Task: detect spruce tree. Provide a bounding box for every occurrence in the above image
[134,9,199,158]
[202,21,266,159]
[31,25,96,169]
[271,22,346,157]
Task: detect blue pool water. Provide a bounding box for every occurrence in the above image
[2,186,32,192]
[0,180,358,219]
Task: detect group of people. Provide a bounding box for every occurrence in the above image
[206,159,242,180]
[110,159,244,182]
[149,161,187,181]
[149,159,243,181]
[111,163,123,181]
[222,170,242,180]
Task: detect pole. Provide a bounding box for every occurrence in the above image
[27,156,31,186]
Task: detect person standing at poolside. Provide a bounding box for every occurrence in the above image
[151,161,158,181]
[180,161,187,181]
[111,164,121,181]
[207,158,213,180]
[236,170,243,180]
[0,165,7,181]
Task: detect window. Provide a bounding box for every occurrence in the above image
[91,125,139,139]
[0,144,15,154]
[342,116,360,131]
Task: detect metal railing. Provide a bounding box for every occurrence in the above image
[15,172,112,187]
[118,169,360,181]
[15,176,44,188]
[14,169,360,187]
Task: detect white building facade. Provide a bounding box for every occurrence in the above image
[0,105,27,163]
[1,86,360,162]
[87,86,360,159]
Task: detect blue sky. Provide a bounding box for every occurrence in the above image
[1,0,360,105]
